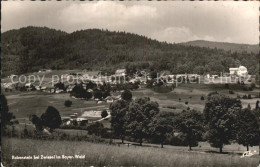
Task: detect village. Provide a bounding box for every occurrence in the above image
[1,65,257,128]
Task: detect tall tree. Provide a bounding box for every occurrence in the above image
[236,108,260,151]
[175,110,204,150]
[110,100,128,143]
[41,106,62,132]
[204,95,241,153]
[1,94,15,130]
[126,97,160,146]
[149,113,173,148]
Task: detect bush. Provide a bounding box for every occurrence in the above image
[185,101,188,105]
[250,83,256,89]
[121,89,132,101]
[248,94,252,99]
[229,90,234,94]
[208,91,218,96]
[225,84,229,89]
[101,110,108,118]
[200,96,204,100]
[87,122,108,138]
[242,95,248,99]
[64,100,72,107]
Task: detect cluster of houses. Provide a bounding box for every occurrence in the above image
[2,65,252,92]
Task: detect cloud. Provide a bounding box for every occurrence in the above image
[58,2,158,32]
[151,27,217,43]
[1,1,259,44]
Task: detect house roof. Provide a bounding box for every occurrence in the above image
[116,69,126,73]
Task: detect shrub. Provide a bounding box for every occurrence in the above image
[200,96,204,100]
[185,101,188,105]
[87,122,108,138]
[64,100,72,107]
[101,110,108,118]
[208,91,218,96]
[248,94,252,99]
[250,83,256,89]
[242,95,248,99]
[225,84,229,89]
[121,89,132,101]
[41,106,62,132]
[229,90,234,94]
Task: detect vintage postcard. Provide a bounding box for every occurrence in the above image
[1,1,260,167]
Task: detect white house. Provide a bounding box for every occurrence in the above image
[115,69,126,77]
[229,66,248,77]
[105,96,114,103]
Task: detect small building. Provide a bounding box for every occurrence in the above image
[229,66,248,77]
[115,69,126,77]
[39,69,52,73]
[105,96,114,103]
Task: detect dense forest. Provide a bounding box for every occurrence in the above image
[1,26,259,77]
[182,40,259,54]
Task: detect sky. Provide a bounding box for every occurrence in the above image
[1,1,259,44]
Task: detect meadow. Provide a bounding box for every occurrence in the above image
[4,81,260,124]
[2,138,259,167]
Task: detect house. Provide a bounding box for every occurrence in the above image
[76,118,88,126]
[115,69,126,77]
[39,69,52,73]
[229,66,248,77]
[66,85,75,92]
[105,96,114,103]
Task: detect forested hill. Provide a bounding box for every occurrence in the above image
[1,26,259,77]
[181,40,259,54]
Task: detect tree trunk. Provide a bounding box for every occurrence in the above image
[121,136,124,144]
[247,144,249,151]
[140,138,142,146]
[219,147,223,153]
[161,142,163,148]
[189,145,192,151]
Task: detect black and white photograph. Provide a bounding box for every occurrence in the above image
[1,1,260,166]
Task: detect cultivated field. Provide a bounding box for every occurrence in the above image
[2,138,259,167]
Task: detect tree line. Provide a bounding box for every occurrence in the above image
[2,26,259,78]
[110,93,260,152]
[1,92,259,153]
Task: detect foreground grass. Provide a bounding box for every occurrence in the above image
[2,138,258,167]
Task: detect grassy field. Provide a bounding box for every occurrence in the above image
[4,82,260,123]
[5,91,109,123]
[2,138,259,167]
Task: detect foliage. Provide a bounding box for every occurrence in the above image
[121,90,132,101]
[29,115,43,132]
[1,94,15,130]
[87,122,108,138]
[126,97,160,146]
[54,82,65,90]
[2,26,258,77]
[93,90,103,100]
[40,106,62,132]
[110,100,129,143]
[64,100,72,107]
[148,113,174,148]
[174,110,204,150]
[70,85,92,99]
[203,95,241,153]
[101,110,108,118]
[235,108,260,151]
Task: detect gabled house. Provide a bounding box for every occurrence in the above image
[115,69,126,77]
[229,66,248,77]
